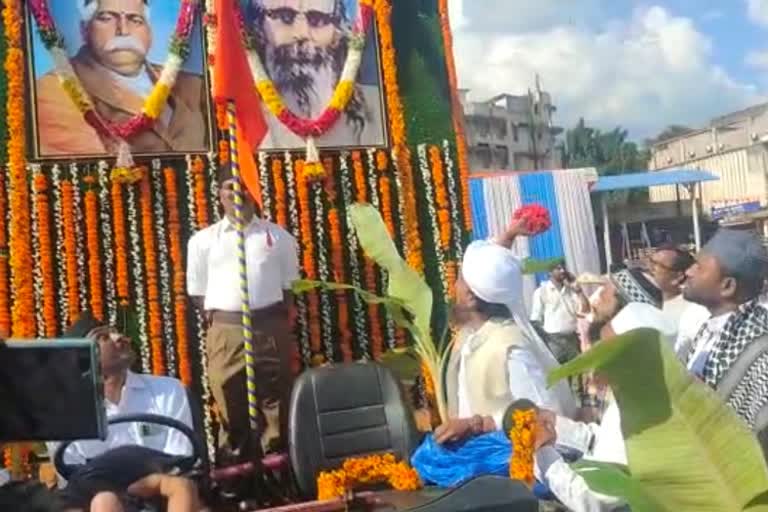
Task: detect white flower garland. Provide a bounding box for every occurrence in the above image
[97,161,118,326]
[417,144,447,297]
[184,156,216,464]
[339,152,369,358]
[390,151,409,267]
[312,182,334,362]
[70,164,89,313]
[126,184,151,373]
[51,165,69,330]
[258,152,272,222]
[151,159,177,377]
[284,151,310,364]
[207,153,221,222]
[443,140,464,261]
[30,165,44,338]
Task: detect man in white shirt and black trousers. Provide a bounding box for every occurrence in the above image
[187,165,300,466]
[530,261,589,365]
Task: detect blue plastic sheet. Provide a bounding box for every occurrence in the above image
[410,432,512,487]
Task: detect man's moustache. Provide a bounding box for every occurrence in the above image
[104,36,146,53]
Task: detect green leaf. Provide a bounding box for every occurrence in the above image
[521,257,565,275]
[572,461,664,511]
[379,348,422,382]
[549,328,768,511]
[348,204,434,349]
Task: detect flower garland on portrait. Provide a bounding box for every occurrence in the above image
[234,0,374,144]
[28,0,200,142]
[316,453,421,501]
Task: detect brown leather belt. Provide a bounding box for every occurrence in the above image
[210,303,287,324]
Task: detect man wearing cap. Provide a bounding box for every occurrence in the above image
[530,262,589,365]
[187,169,299,464]
[437,219,578,443]
[48,312,197,511]
[35,0,207,156]
[682,229,768,455]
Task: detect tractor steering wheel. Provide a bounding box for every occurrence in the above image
[54,413,205,482]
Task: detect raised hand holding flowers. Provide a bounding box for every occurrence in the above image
[512,203,552,236]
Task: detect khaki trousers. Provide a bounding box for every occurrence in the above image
[206,314,293,463]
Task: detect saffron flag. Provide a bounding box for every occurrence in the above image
[213,0,267,206]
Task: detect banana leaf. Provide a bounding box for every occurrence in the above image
[548,328,768,512]
[292,204,449,420]
[521,257,565,275]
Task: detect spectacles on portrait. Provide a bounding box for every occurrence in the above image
[266,7,338,29]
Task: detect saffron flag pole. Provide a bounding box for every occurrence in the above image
[213,0,268,431]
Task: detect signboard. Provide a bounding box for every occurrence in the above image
[711,201,762,221]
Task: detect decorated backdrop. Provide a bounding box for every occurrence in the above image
[0,0,471,472]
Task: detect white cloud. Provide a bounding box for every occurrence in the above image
[451,3,760,139]
[747,0,768,27]
[746,49,768,69]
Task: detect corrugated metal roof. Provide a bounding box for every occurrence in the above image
[592,169,719,192]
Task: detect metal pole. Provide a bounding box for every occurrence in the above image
[691,183,702,251]
[602,195,612,269]
[226,101,258,430]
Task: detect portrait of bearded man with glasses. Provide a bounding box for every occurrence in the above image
[245,0,387,150]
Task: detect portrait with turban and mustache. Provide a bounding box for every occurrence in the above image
[28,0,211,158]
[244,0,387,149]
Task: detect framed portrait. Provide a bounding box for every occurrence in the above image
[241,0,389,151]
[25,0,213,160]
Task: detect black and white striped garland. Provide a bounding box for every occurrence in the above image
[258,152,273,223]
[70,164,89,313]
[50,165,69,330]
[207,153,221,222]
[312,180,334,362]
[442,140,464,261]
[98,161,118,326]
[126,183,151,373]
[417,144,448,298]
[29,164,44,338]
[338,152,369,358]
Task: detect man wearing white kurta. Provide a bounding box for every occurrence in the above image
[439,219,578,441]
[187,173,300,463]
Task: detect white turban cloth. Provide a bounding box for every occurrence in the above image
[461,240,578,418]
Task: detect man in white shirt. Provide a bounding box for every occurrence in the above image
[187,167,300,463]
[50,313,196,511]
[530,262,589,366]
[436,219,578,443]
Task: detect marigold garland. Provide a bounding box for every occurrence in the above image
[192,157,210,228]
[60,180,81,323]
[164,167,192,385]
[111,181,130,305]
[32,173,58,338]
[272,158,288,228]
[139,172,166,375]
[374,0,423,273]
[83,176,104,321]
[316,453,421,501]
[509,409,536,488]
[429,146,451,250]
[296,160,322,353]
[437,0,472,231]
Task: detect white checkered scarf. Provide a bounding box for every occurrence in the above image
[610,269,661,309]
[699,301,768,426]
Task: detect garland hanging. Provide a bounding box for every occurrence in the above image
[28,0,199,141]
[60,179,80,323]
[374,0,422,273]
[207,155,221,222]
[71,166,89,313]
[296,160,321,355]
[164,166,192,386]
[51,165,69,330]
[30,166,44,337]
[151,160,177,377]
[272,158,288,228]
[442,140,462,296]
[98,162,118,325]
[338,152,368,358]
[0,166,10,338]
[127,174,151,373]
[312,179,334,362]
[111,180,130,306]
[83,175,104,321]
[437,0,472,231]
[258,152,272,222]
[192,157,210,228]
[509,409,536,488]
[139,170,166,375]
[417,145,447,297]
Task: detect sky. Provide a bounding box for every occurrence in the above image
[449,0,768,142]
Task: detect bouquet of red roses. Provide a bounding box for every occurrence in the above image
[512,203,551,235]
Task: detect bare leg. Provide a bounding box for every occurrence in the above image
[90,492,125,512]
